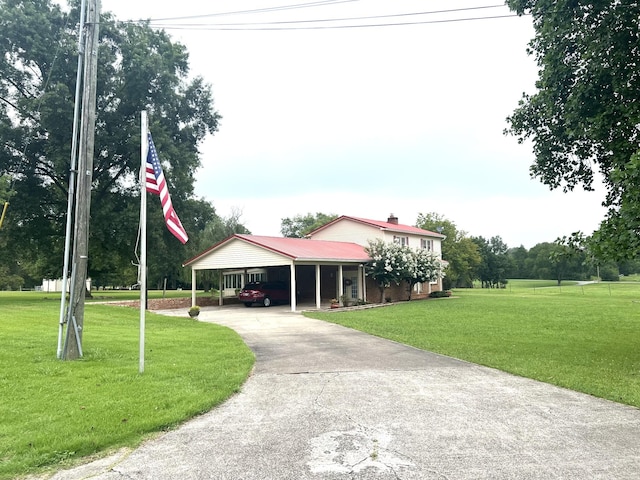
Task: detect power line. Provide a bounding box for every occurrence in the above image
[134,3,524,32]
[152,14,520,31]
[137,0,360,22]
[147,4,510,29]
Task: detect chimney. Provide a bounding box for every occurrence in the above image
[387,213,398,225]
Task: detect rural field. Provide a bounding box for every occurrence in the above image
[3,281,640,478]
[307,279,640,409]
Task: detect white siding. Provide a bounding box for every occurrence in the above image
[386,233,442,254]
[190,239,292,270]
[309,220,383,245]
[432,239,442,255]
[311,219,442,256]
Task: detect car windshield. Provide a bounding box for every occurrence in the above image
[242,283,262,290]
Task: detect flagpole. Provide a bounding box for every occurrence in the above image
[139,111,148,374]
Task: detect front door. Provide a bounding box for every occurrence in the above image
[344,276,358,302]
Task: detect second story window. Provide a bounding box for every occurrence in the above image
[394,236,409,246]
[421,238,433,251]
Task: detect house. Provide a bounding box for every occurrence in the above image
[183,214,445,311]
[308,214,445,297]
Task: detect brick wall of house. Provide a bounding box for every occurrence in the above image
[364,277,442,303]
[364,278,406,303]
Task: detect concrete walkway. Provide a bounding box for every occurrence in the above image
[48,305,640,479]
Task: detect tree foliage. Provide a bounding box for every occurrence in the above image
[400,247,446,300]
[365,239,406,301]
[195,207,251,251]
[0,161,28,288]
[472,236,511,288]
[0,0,221,287]
[365,238,445,302]
[415,212,481,288]
[505,0,640,260]
[187,208,251,291]
[280,212,338,238]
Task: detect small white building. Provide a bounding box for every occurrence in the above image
[40,278,92,293]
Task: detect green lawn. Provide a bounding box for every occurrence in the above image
[306,281,640,408]
[5,283,640,478]
[86,289,216,302]
[25,288,216,305]
[0,292,254,480]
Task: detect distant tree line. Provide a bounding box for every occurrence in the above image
[416,212,637,289]
[278,211,638,291]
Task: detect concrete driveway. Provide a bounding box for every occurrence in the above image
[48,304,640,479]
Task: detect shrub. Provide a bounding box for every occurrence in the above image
[429,290,451,298]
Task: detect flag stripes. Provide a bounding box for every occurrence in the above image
[145,133,189,244]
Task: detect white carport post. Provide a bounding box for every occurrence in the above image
[315,264,321,309]
[191,268,196,307]
[290,262,297,312]
[218,270,223,306]
[337,265,344,304]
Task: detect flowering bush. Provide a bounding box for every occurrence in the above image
[365,239,406,295]
[365,239,446,301]
[402,248,446,300]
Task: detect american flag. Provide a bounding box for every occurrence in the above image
[145,133,189,244]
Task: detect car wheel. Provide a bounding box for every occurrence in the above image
[244,302,252,307]
[262,297,271,307]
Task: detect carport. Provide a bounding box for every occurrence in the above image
[182,234,372,312]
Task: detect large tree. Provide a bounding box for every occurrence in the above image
[415,212,481,288]
[0,0,221,287]
[507,245,531,279]
[505,1,640,260]
[280,212,338,238]
[0,175,24,289]
[472,236,511,288]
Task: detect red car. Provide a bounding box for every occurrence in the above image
[238,281,290,307]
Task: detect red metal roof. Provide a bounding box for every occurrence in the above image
[308,215,446,238]
[183,234,370,266]
[236,234,370,261]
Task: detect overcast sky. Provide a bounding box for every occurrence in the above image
[103,0,607,248]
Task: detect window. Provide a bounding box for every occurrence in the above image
[223,274,242,289]
[421,238,433,251]
[393,235,409,246]
[247,272,266,283]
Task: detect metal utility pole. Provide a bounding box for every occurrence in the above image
[62,0,101,360]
